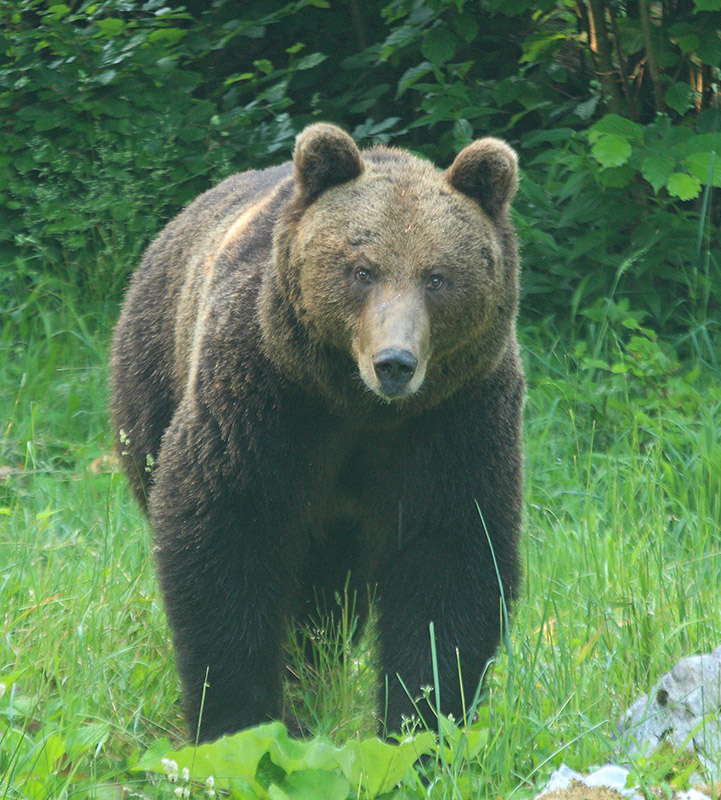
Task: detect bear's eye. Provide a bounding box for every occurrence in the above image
[427,274,444,291]
[355,266,371,283]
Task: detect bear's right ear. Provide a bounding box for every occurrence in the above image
[445,138,519,218]
[294,123,364,201]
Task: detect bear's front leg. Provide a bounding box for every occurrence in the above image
[376,489,520,735]
[148,413,300,742]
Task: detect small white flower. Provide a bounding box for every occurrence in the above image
[162,758,179,782]
[181,767,190,782]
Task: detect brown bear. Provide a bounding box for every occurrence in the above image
[110,123,524,743]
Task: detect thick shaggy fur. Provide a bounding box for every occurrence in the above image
[111,124,524,742]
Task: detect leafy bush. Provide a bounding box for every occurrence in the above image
[1,0,719,339]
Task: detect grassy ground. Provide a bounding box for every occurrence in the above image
[1,278,719,799]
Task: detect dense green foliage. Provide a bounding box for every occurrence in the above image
[2,0,720,340]
[1,1,720,798]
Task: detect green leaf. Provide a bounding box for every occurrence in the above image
[334,734,434,798]
[665,82,695,116]
[455,15,478,42]
[591,134,632,168]
[667,172,702,199]
[137,725,433,798]
[598,164,634,187]
[697,28,721,65]
[685,151,721,187]
[676,33,701,53]
[254,59,274,75]
[397,62,432,96]
[452,118,473,147]
[270,769,350,800]
[642,154,674,193]
[589,114,644,143]
[295,52,327,70]
[136,723,288,788]
[421,27,457,66]
[46,4,71,16]
[94,18,126,37]
[693,0,720,9]
[520,31,565,63]
[147,28,187,45]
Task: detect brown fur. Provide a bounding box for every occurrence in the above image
[111,123,524,741]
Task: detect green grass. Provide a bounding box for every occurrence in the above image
[1,277,720,798]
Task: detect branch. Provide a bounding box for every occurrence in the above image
[586,0,624,114]
[638,0,665,113]
[607,4,639,121]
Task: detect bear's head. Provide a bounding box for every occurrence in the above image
[263,123,519,412]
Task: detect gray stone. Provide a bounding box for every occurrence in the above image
[618,646,721,774]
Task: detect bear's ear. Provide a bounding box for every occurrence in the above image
[294,123,364,200]
[445,138,518,218]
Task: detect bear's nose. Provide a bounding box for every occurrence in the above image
[373,348,418,396]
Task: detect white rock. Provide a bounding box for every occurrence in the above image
[536,763,638,800]
[676,791,713,800]
[585,764,633,791]
[540,764,584,794]
[618,646,721,774]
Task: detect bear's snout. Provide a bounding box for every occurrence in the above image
[373,348,418,397]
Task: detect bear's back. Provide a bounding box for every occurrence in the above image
[110,161,294,503]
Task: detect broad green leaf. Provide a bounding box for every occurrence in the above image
[642,154,674,193]
[137,725,432,797]
[591,134,632,168]
[455,16,478,42]
[270,769,350,800]
[397,62,432,96]
[254,59,274,75]
[665,82,695,116]
[136,722,289,787]
[667,172,702,199]
[574,95,600,121]
[452,118,473,147]
[520,31,565,63]
[334,733,434,798]
[46,4,71,16]
[94,18,126,36]
[437,716,489,761]
[685,151,721,187]
[147,28,187,45]
[266,731,338,773]
[697,28,721,65]
[693,0,721,9]
[676,33,701,53]
[295,52,327,70]
[687,133,721,153]
[421,27,457,66]
[589,114,644,142]
[598,165,634,188]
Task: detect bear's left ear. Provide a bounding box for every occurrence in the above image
[445,138,518,218]
[294,123,364,201]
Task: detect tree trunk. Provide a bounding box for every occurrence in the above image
[586,0,625,114]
